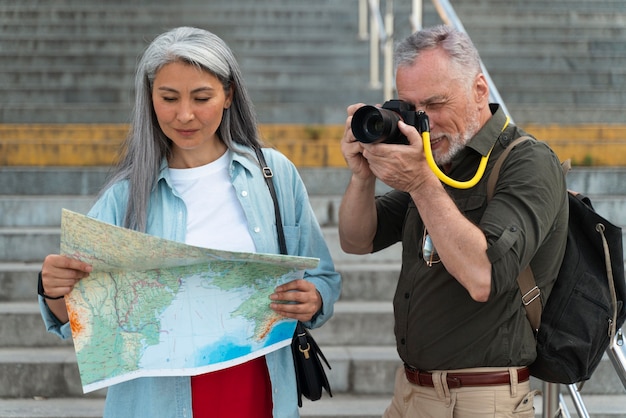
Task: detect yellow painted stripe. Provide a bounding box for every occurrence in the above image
[1,123,626,167]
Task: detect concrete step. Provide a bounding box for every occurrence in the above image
[0,35,372,58]
[0,299,395,348]
[2,189,626,229]
[0,197,95,228]
[0,302,73,348]
[499,87,626,107]
[0,167,110,196]
[8,219,626,266]
[0,260,398,302]
[456,0,626,11]
[2,343,624,399]
[2,393,626,418]
[3,166,626,198]
[3,83,625,112]
[0,397,105,418]
[485,68,626,90]
[456,9,626,27]
[0,345,400,399]
[0,263,40,302]
[0,224,403,263]
[0,104,132,125]
[509,104,626,126]
[1,393,626,418]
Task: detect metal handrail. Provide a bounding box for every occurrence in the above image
[361,0,394,96]
[368,0,387,44]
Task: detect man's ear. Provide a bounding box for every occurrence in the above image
[474,73,489,104]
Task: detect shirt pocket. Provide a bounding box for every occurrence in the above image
[281,224,301,255]
[455,194,486,224]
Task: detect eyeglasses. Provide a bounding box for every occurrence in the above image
[422,228,440,267]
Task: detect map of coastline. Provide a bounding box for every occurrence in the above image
[60,209,319,393]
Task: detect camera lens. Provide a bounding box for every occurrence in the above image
[351,105,402,144]
[366,115,384,136]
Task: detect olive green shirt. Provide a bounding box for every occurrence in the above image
[373,105,568,371]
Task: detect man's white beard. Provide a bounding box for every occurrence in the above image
[433,110,481,166]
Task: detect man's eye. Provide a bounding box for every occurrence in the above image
[426,103,445,110]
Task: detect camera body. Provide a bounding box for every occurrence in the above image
[351,100,429,145]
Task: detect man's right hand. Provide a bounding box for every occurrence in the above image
[341,103,376,181]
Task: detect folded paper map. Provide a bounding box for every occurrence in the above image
[60,209,319,393]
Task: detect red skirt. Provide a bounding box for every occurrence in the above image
[191,356,273,418]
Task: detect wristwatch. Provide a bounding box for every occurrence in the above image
[37,271,65,300]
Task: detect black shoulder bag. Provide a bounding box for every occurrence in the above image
[487,137,626,384]
[253,147,333,407]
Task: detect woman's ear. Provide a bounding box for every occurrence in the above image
[225,86,234,109]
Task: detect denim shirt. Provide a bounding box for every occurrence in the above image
[39,145,341,418]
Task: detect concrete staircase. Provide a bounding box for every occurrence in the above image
[1,166,626,418]
[2,0,625,126]
[2,0,626,416]
[453,0,626,124]
[0,0,424,125]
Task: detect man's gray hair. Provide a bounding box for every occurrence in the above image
[394,25,482,85]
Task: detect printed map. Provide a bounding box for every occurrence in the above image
[59,209,319,393]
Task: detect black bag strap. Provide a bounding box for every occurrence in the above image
[486,136,542,332]
[253,147,288,255]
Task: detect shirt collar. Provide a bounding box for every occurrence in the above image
[465,103,508,157]
[156,142,259,185]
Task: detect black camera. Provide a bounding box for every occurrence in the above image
[351,100,429,145]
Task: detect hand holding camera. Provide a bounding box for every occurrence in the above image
[351,100,430,145]
[349,99,496,190]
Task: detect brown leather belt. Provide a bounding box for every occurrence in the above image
[404,365,530,389]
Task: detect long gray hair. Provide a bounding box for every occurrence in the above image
[101,26,263,232]
[394,25,482,88]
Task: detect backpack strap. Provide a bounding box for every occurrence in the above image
[486,136,542,332]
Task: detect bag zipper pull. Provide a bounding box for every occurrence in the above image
[299,342,311,359]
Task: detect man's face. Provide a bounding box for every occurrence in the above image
[396,48,483,166]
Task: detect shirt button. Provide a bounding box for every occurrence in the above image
[400,338,406,345]
[241,190,248,197]
[510,226,518,232]
[404,292,410,299]
[254,227,261,233]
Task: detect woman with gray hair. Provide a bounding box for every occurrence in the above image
[38,26,340,418]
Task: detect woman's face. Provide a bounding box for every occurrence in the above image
[152,61,233,167]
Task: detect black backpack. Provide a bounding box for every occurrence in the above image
[487,136,626,384]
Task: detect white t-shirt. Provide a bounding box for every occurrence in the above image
[168,151,256,253]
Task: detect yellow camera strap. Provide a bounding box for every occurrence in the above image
[423,115,510,189]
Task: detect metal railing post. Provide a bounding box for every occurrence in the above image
[383,0,394,100]
[358,0,369,40]
[607,329,626,389]
[368,0,382,88]
[543,383,561,417]
[411,0,422,32]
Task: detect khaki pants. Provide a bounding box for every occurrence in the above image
[383,366,538,418]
